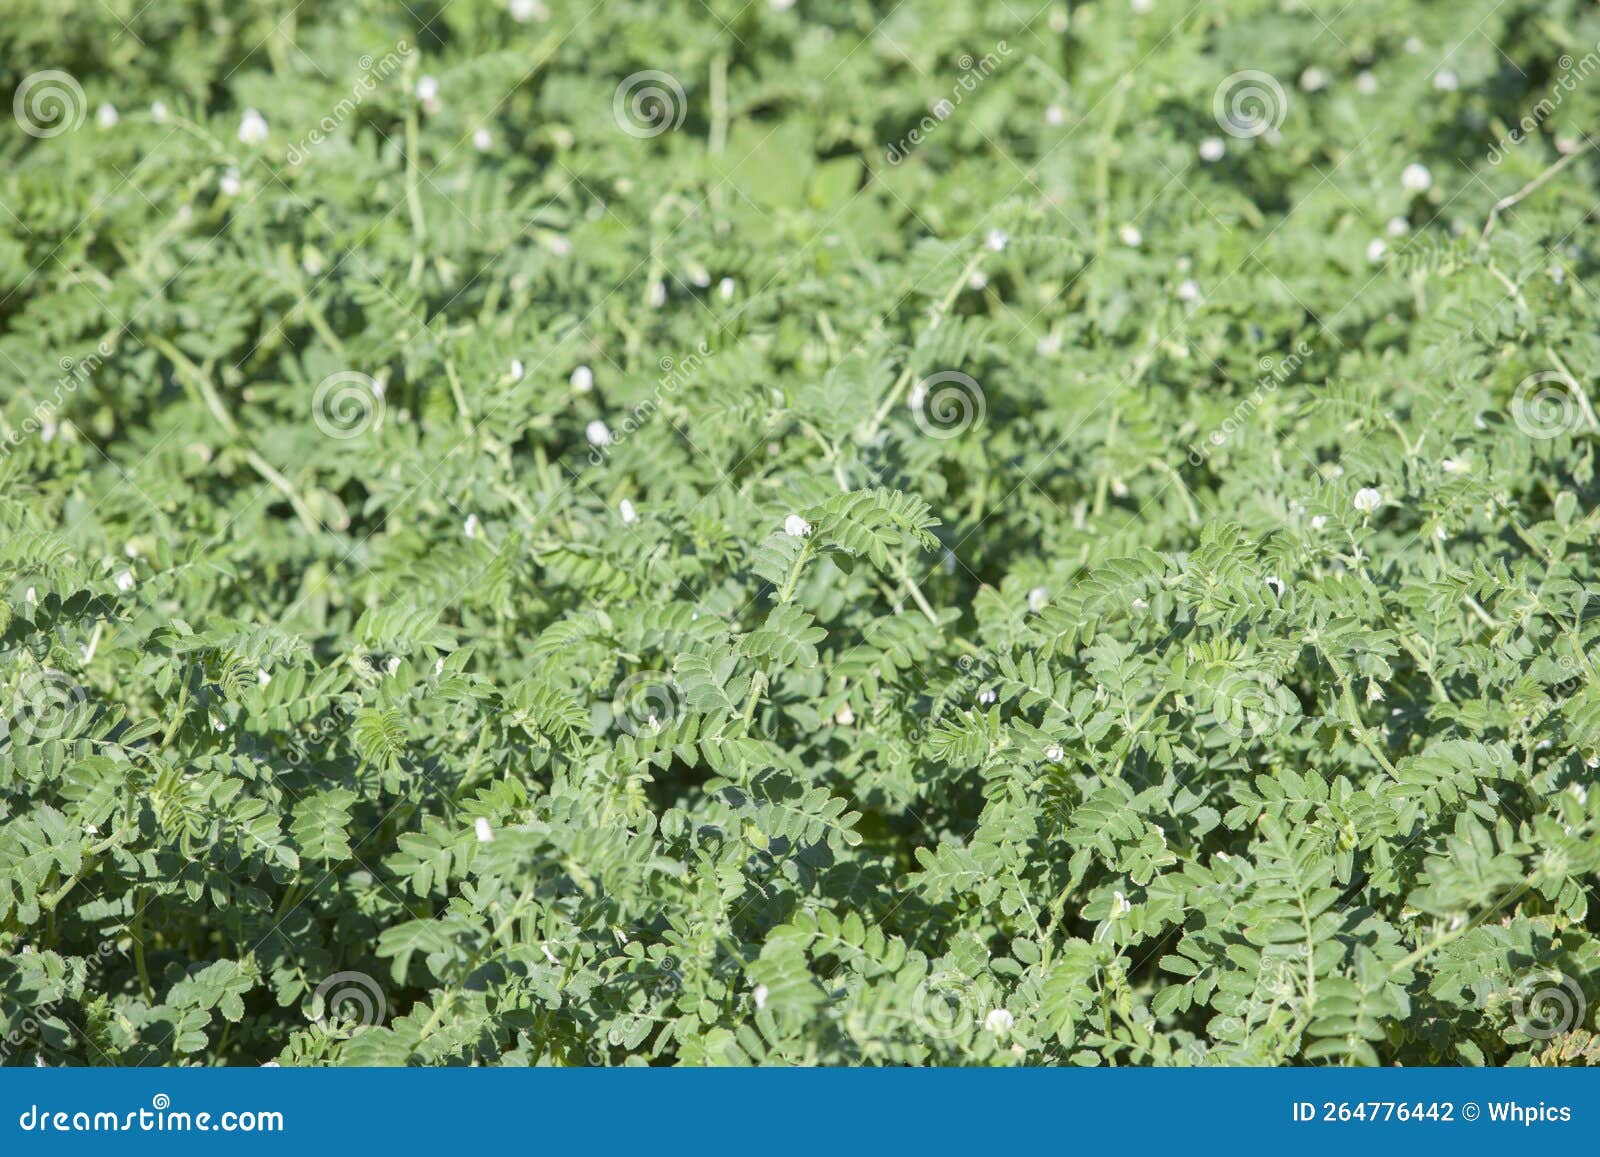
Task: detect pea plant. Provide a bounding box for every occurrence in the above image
[2,0,1599,1067]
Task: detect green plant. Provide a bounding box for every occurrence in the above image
[2,0,1599,1067]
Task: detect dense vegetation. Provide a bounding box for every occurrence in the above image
[3,0,1600,1067]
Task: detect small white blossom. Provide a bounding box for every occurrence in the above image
[1110,890,1132,917]
[386,656,402,676]
[464,514,480,539]
[586,419,612,446]
[1355,71,1378,95]
[260,1061,280,1068]
[784,514,812,538]
[509,0,547,20]
[648,280,668,308]
[1198,136,1225,162]
[1131,597,1149,611]
[219,168,242,197]
[753,984,770,1009]
[1386,215,1410,237]
[907,381,926,410]
[1404,36,1423,54]
[1177,279,1200,301]
[834,703,855,726]
[977,688,998,706]
[984,1008,1016,1035]
[237,108,269,145]
[1352,486,1383,514]
[968,271,989,291]
[718,277,735,300]
[1118,224,1143,248]
[416,75,440,104]
[473,126,493,152]
[1401,163,1432,193]
[474,817,495,843]
[258,668,273,686]
[1433,68,1459,91]
[1365,680,1385,704]
[1129,0,1152,12]
[114,570,135,592]
[619,498,638,524]
[150,100,169,123]
[1366,238,1388,263]
[1310,515,1328,531]
[985,228,1009,252]
[571,364,594,392]
[1264,574,1284,597]
[1441,457,1469,474]
[1045,104,1066,126]
[1028,586,1048,613]
[96,104,119,129]
[1044,744,1064,761]
[509,358,524,380]
[1299,67,1328,92]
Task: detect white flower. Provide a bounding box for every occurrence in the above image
[1433,68,1459,91]
[1365,238,1387,263]
[1401,163,1432,193]
[150,100,169,123]
[571,364,594,392]
[260,1061,280,1068]
[585,420,612,446]
[1131,597,1149,611]
[968,271,989,290]
[753,984,770,1009]
[1044,744,1064,761]
[1355,71,1378,95]
[386,656,402,676]
[1177,279,1200,301]
[258,668,272,686]
[619,498,638,524]
[718,277,735,300]
[474,817,495,843]
[1310,515,1327,531]
[237,108,269,145]
[984,1008,1016,1034]
[1027,586,1048,613]
[907,381,926,410]
[473,126,493,152]
[509,0,546,20]
[768,0,796,9]
[648,280,668,308]
[985,228,1009,252]
[1110,890,1132,917]
[1118,224,1142,248]
[464,514,480,539]
[509,358,524,380]
[1441,457,1469,474]
[114,570,135,592]
[1352,486,1383,514]
[96,104,119,129]
[977,688,997,705]
[1263,574,1284,597]
[1129,0,1152,11]
[1045,104,1065,126]
[1198,136,1225,162]
[1365,680,1385,704]
[1299,67,1328,92]
[784,513,812,538]
[219,168,242,197]
[834,703,855,726]
[1404,36,1423,54]
[1386,215,1410,236]
[416,76,440,104]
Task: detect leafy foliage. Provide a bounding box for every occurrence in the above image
[2,0,1600,1068]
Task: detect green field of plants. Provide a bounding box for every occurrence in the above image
[2,0,1599,1067]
